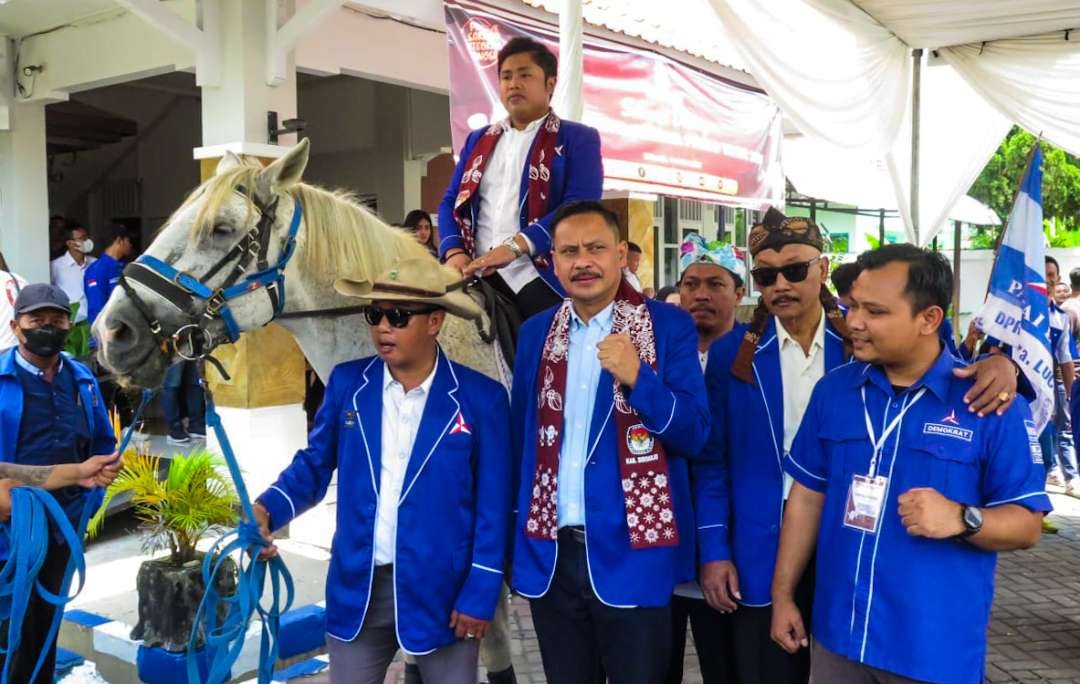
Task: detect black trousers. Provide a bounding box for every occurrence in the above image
[0,541,72,683]
[731,559,815,684]
[667,594,738,684]
[485,273,562,322]
[529,529,671,684]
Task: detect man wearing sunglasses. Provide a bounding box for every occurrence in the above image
[252,258,512,684]
[694,209,1025,684]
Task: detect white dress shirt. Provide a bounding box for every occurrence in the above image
[777,308,826,499]
[50,252,96,322]
[624,269,643,293]
[475,116,545,293]
[374,360,438,565]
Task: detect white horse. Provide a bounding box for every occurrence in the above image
[93,138,507,389]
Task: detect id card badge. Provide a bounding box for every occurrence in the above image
[844,474,888,534]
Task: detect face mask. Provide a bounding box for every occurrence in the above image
[20,325,69,357]
[77,239,94,254]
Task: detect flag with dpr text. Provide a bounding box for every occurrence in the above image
[976,146,1053,432]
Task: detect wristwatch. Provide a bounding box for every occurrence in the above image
[501,235,526,259]
[956,504,983,539]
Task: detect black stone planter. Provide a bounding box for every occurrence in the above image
[131,553,238,652]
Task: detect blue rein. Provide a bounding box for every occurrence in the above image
[186,390,294,684]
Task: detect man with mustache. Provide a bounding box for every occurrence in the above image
[440,37,603,322]
[667,233,745,684]
[511,201,709,682]
[695,210,1024,683]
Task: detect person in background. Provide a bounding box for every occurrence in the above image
[50,223,97,357]
[50,223,96,325]
[0,283,121,683]
[0,267,28,352]
[656,285,681,305]
[773,245,1049,684]
[1063,267,1080,337]
[84,224,135,329]
[829,261,860,308]
[161,361,206,447]
[441,37,604,322]
[1044,256,1079,497]
[404,209,437,256]
[624,241,644,292]
[668,233,746,684]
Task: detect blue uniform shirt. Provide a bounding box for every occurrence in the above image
[13,352,91,532]
[84,252,124,326]
[557,302,613,527]
[786,348,1051,684]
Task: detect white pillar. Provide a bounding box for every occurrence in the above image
[0,102,50,283]
[553,0,584,120]
[197,0,298,157]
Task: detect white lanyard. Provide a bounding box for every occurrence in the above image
[861,385,926,478]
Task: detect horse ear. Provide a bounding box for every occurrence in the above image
[215,151,244,176]
[258,138,310,197]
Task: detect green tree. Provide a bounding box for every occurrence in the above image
[969,127,1080,242]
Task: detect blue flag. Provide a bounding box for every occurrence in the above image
[976,146,1053,432]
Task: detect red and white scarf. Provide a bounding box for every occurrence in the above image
[525,280,680,549]
[452,110,561,257]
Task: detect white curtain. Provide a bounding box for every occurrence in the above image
[884,60,1011,245]
[706,0,910,156]
[941,32,1080,157]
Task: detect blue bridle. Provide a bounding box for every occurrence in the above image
[118,188,303,360]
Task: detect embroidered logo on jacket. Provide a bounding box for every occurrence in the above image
[449,411,471,435]
[922,422,973,442]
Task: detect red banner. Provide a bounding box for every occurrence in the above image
[445,1,783,208]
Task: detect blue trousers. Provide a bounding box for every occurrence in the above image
[161,361,205,438]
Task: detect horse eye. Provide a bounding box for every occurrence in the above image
[212,223,231,236]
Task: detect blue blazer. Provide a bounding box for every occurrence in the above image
[0,348,114,559]
[696,316,848,607]
[510,300,711,607]
[438,119,604,295]
[257,351,512,654]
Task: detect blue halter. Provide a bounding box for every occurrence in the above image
[118,190,303,360]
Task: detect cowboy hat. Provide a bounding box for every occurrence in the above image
[334,257,483,321]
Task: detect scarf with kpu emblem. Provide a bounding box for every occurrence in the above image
[525,280,679,549]
[452,110,561,258]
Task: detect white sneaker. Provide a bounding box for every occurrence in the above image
[1066,481,1080,499]
[1047,469,1065,487]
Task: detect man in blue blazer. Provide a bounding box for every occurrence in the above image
[439,37,603,320]
[510,201,710,683]
[696,210,1026,683]
[254,259,512,684]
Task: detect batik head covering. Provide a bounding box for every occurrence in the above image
[679,233,746,281]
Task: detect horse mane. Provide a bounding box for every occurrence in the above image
[179,158,433,284]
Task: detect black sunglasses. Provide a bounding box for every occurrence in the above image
[751,256,822,288]
[363,306,438,328]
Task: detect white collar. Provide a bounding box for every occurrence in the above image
[383,354,439,395]
[776,307,826,353]
[500,112,548,134]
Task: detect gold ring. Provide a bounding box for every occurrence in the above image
[997,391,1011,402]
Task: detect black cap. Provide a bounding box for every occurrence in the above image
[13,283,71,316]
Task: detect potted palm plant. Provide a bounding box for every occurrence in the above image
[88,446,240,652]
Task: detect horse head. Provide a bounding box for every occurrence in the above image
[94,139,312,388]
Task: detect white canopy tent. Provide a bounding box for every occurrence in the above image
[539,0,1080,246]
